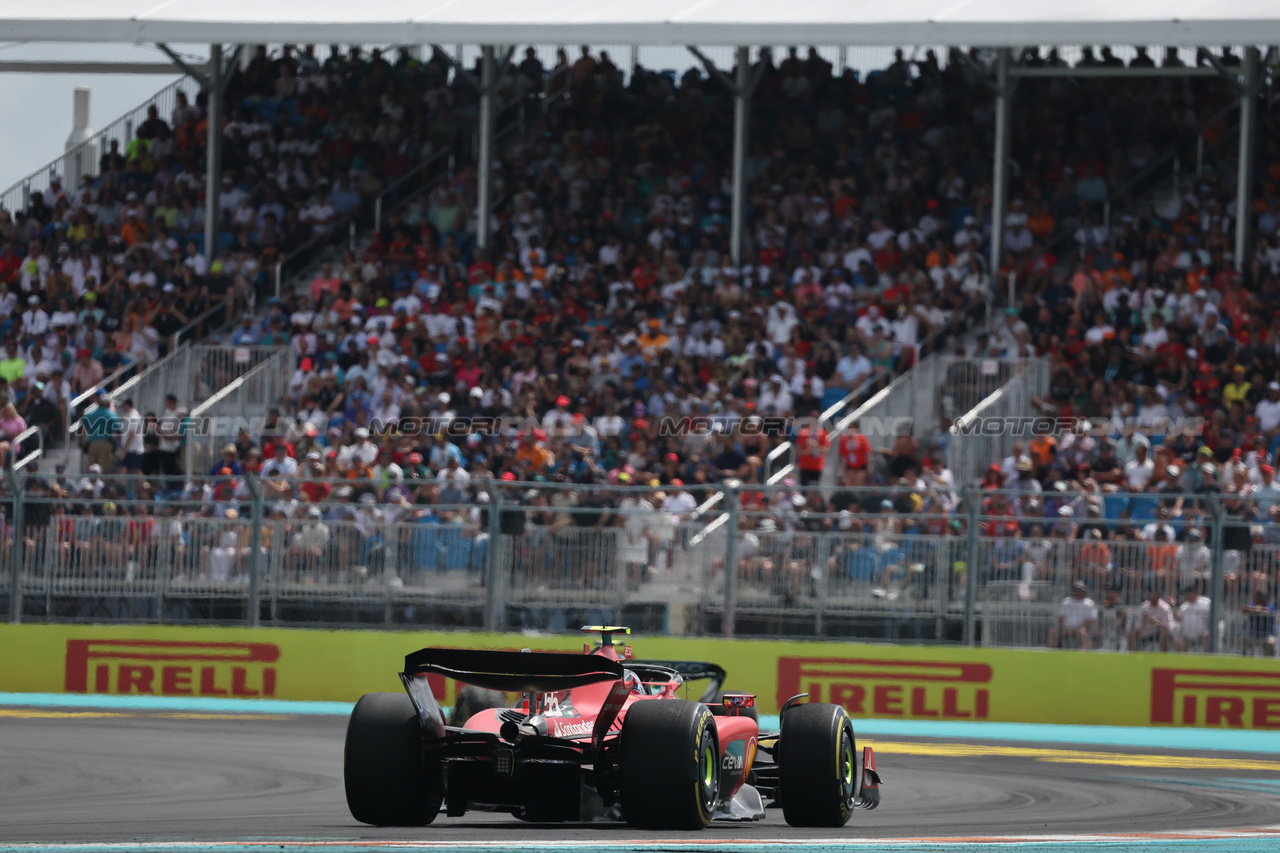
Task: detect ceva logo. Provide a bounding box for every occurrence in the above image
[777,657,992,720]
[65,639,280,697]
[1151,668,1280,728]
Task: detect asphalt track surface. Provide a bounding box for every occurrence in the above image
[2,711,1280,850]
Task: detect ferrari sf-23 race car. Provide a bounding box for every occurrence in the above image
[344,626,880,829]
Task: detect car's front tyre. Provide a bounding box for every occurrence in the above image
[620,699,720,829]
[778,702,856,827]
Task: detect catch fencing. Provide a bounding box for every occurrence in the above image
[0,477,1275,658]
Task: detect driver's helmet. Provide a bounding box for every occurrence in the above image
[622,668,683,697]
[622,668,644,695]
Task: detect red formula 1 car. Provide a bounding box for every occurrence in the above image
[344,627,880,830]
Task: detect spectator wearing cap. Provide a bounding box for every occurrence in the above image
[1006,455,1039,493]
[288,506,331,575]
[341,427,378,468]
[542,395,573,434]
[661,479,697,522]
[231,313,260,346]
[760,374,794,416]
[1174,528,1210,591]
[1257,382,1280,441]
[565,413,598,454]
[426,433,462,472]
[76,463,107,499]
[242,445,263,475]
[515,431,555,476]
[1252,464,1280,516]
[70,348,103,396]
[20,295,49,338]
[79,392,120,472]
[209,444,245,477]
[261,442,299,478]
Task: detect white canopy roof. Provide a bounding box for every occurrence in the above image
[0,1,1277,48]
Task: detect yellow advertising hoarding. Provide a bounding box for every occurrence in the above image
[3,623,1279,730]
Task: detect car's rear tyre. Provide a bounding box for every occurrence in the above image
[779,702,856,827]
[708,691,759,723]
[620,699,720,830]
[344,692,443,826]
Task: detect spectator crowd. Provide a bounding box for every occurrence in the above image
[0,44,1276,653]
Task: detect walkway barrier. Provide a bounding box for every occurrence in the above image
[948,358,1050,488]
[816,357,1047,493]
[183,349,296,477]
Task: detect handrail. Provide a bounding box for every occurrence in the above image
[688,490,723,523]
[10,426,43,471]
[64,360,143,453]
[274,210,357,299]
[760,370,890,484]
[174,301,231,348]
[106,341,191,402]
[69,361,137,413]
[687,511,728,548]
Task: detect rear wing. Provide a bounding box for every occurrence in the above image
[403,648,625,694]
[629,659,727,704]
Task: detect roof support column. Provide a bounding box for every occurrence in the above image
[731,46,750,267]
[990,48,1011,281]
[1235,46,1259,272]
[690,46,765,267]
[476,45,495,252]
[204,43,223,267]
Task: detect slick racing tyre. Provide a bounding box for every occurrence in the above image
[778,702,856,827]
[620,699,720,830]
[345,692,443,826]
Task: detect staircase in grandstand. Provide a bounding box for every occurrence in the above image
[757,309,1049,493]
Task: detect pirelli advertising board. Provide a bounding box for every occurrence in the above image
[2,624,1279,730]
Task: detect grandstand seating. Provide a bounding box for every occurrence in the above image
[0,45,1276,647]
